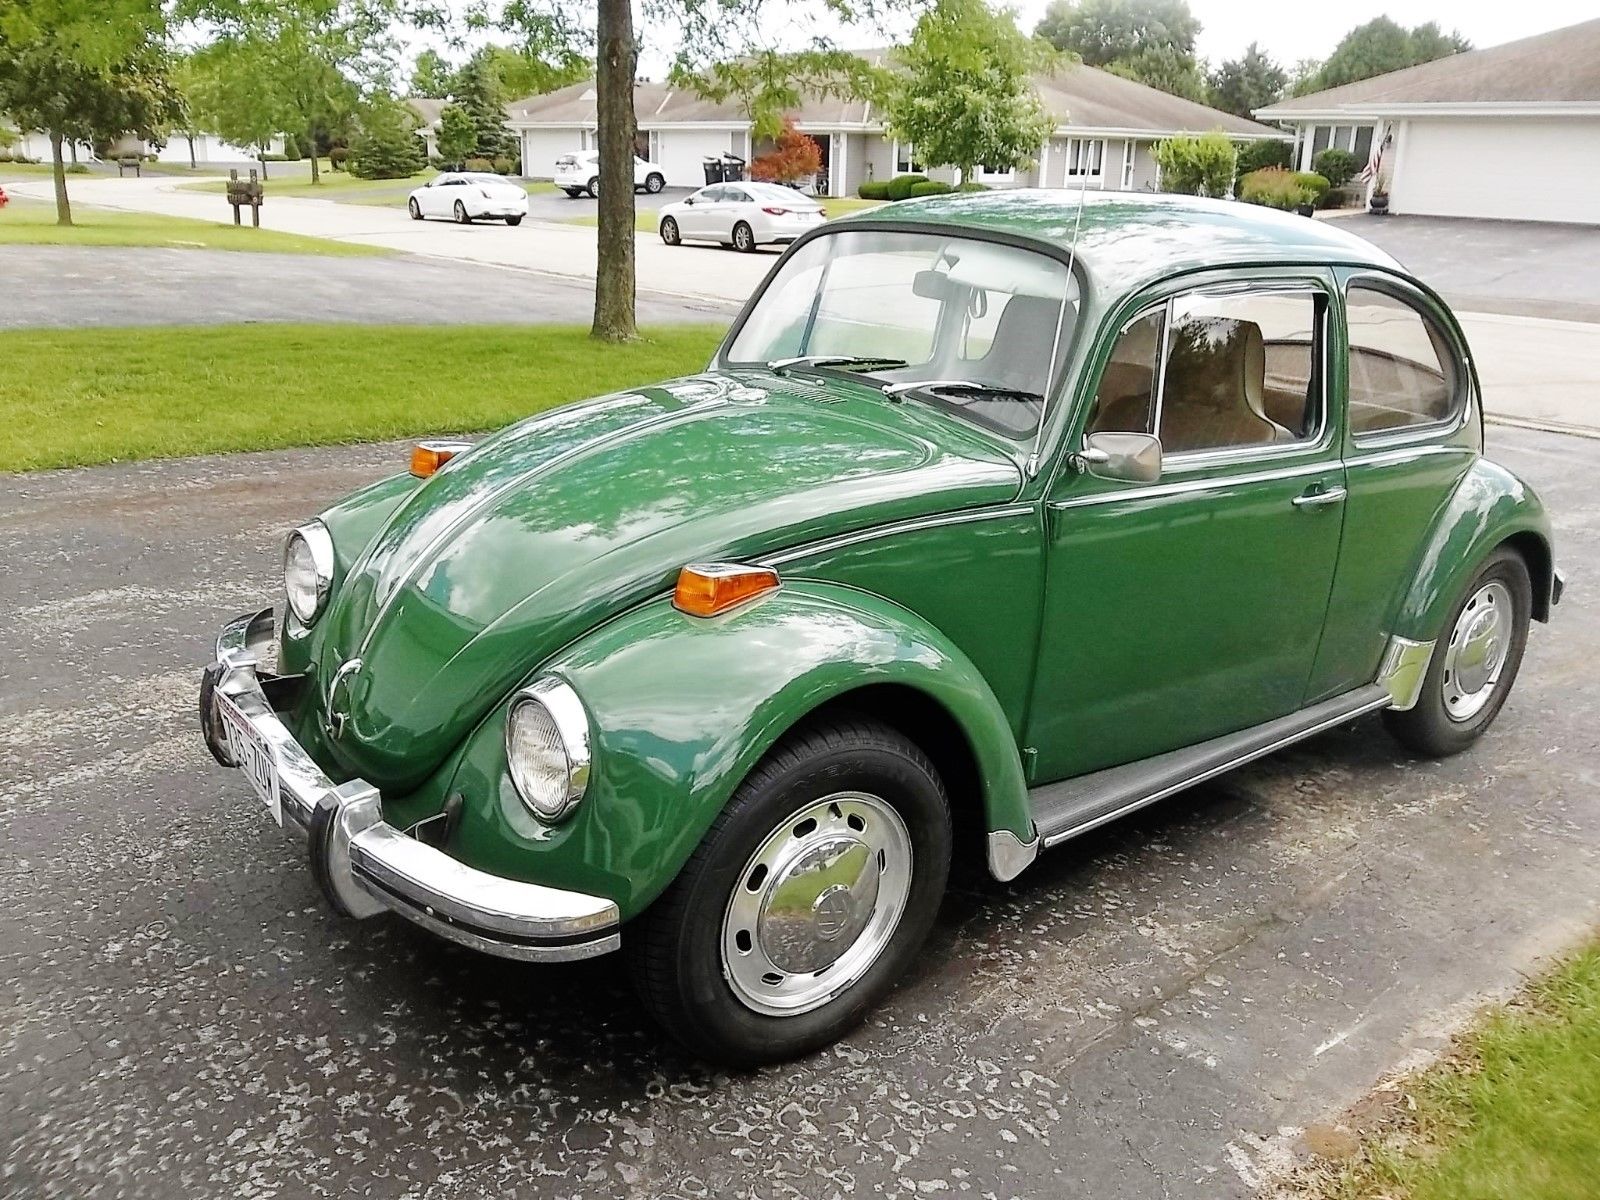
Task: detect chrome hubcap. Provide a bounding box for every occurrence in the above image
[721,791,912,1016]
[1442,580,1513,722]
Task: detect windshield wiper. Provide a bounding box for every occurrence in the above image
[767,355,909,376]
[882,380,1043,402]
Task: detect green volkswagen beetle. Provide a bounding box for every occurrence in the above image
[201,192,1561,1064]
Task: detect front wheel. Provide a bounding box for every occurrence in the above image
[407,197,422,221]
[453,200,471,224]
[1383,546,1531,757]
[644,172,665,194]
[504,215,523,226]
[659,215,681,245]
[586,176,600,199]
[733,221,756,253]
[630,715,951,1066]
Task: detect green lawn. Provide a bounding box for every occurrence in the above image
[0,323,726,472]
[179,169,558,207]
[1312,940,1600,1200]
[0,198,386,255]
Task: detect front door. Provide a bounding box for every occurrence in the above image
[1028,276,1347,782]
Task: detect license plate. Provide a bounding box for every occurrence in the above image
[217,691,281,826]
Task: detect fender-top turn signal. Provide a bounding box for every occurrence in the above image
[410,440,472,478]
[673,562,780,617]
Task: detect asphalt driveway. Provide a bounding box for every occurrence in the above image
[1,426,1594,1199]
[0,245,735,330]
[1334,213,1600,324]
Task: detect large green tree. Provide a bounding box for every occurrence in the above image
[1207,41,1286,118]
[409,47,453,97]
[886,0,1056,184]
[347,91,425,177]
[1296,17,1469,95]
[0,0,180,224]
[448,50,514,161]
[1035,0,1198,66]
[493,0,919,342]
[1105,42,1204,101]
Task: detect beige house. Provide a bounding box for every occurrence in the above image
[507,58,1284,196]
[1256,18,1600,225]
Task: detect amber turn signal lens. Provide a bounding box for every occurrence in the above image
[410,440,471,478]
[673,563,780,617]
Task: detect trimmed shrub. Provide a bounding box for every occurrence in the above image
[885,172,929,201]
[280,141,301,161]
[1312,147,1357,190]
[857,180,891,200]
[328,146,350,170]
[908,179,954,198]
[1234,138,1292,187]
[491,156,515,175]
[65,163,90,174]
[1238,167,1328,211]
[957,181,989,192]
[259,153,288,162]
[1154,131,1236,198]
[464,156,494,172]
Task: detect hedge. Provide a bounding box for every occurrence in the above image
[857,180,891,200]
[907,179,953,198]
[885,173,929,201]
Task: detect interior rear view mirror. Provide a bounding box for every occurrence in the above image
[912,270,950,300]
[1079,432,1162,483]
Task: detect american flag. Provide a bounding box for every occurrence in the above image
[1358,124,1389,184]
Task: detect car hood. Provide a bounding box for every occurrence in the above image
[315,369,1023,789]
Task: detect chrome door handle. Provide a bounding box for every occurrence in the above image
[1292,486,1347,509]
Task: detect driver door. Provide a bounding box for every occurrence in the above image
[1027,274,1347,782]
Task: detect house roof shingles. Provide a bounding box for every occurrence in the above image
[1259,17,1600,115]
[508,59,1282,138]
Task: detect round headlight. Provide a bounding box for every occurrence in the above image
[506,678,591,822]
[283,521,334,625]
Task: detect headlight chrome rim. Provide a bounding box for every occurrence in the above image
[505,677,592,823]
[283,520,335,626]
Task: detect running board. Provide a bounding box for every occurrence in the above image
[1029,685,1392,849]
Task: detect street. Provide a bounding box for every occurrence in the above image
[1,425,1594,1200]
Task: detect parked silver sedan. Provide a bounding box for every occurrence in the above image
[658,182,825,251]
[408,172,529,226]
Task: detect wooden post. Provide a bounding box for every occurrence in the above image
[229,168,241,226]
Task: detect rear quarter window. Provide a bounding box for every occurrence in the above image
[1346,284,1461,436]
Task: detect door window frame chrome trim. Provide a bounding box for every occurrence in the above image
[1342,271,1474,449]
[1047,456,1335,512]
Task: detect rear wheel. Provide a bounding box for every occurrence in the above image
[407,197,422,221]
[659,215,681,245]
[453,200,471,224]
[562,188,583,198]
[630,715,951,1066]
[586,175,600,198]
[505,215,523,227]
[1383,547,1531,757]
[645,172,665,194]
[733,221,756,253]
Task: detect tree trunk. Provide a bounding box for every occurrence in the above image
[49,131,73,227]
[259,147,269,181]
[591,0,638,343]
[187,134,197,170]
[308,130,321,184]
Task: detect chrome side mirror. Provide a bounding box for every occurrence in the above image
[1077,432,1162,483]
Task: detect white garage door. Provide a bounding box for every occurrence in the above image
[654,130,738,189]
[521,130,580,180]
[1394,117,1600,225]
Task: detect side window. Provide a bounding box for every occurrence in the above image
[1346,285,1458,435]
[1086,308,1164,435]
[1158,290,1322,455]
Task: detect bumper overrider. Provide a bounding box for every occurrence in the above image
[199,608,621,962]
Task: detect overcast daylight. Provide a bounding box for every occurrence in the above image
[4,1,1599,1198]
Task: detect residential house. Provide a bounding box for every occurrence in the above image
[406,98,447,160]
[1256,18,1600,225]
[507,57,1285,196]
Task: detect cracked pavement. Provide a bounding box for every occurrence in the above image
[1,427,1596,1199]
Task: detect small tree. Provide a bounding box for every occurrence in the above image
[886,0,1057,186]
[1207,42,1287,118]
[435,102,475,167]
[1234,137,1292,186]
[450,52,514,162]
[1312,147,1356,189]
[1153,131,1235,197]
[750,117,822,186]
[348,94,426,178]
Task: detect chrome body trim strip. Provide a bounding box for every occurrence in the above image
[203,611,621,962]
[986,828,1040,882]
[1048,458,1334,511]
[1377,635,1436,711]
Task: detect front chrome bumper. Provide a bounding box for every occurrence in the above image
[200,609,621,962]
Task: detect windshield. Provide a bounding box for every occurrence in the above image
[725,229,1079,438]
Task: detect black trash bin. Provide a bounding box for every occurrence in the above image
[702,157,725,185]
[720,154,746,182]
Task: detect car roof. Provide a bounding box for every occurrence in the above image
[836,190,1403,294]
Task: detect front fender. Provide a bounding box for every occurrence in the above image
[1393,456,1555,640]
[435,582,1030,920]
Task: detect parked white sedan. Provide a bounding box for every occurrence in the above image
[657,182,825,252]
[407,173,529,226]
[554,151,666,198]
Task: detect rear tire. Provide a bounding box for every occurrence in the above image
[733,221,756,253]
[586,176,600,199]
[630,715,951,1066]
[453,200,471,224]
[645,172,665,194]
[505,215,523,226]
[407,197,421,221]
[659,215,681,245]
[562,188,583,198]
[1382,546,1531,757]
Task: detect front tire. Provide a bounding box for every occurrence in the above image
[586,175,600,199]
[562,188,583,198]
[505,215,523,226]
[630,715,951,1066]
[733,221,757,253]
[645,172,665,194]
[659,215,681,245]
[453,200,471,224]
[1383,546,1531,757]
[407,197,422,221]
